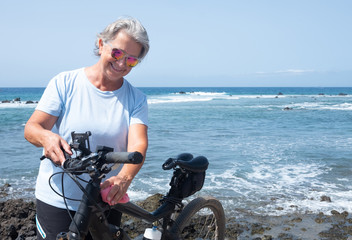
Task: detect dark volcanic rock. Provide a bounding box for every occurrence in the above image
[0,199,36,240]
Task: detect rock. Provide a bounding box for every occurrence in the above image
[291,217,302,223]
[283,107,293,111]
[251,223,265,235]
[2,193,352,239]
[13,97,21,101]
[1,100,10,103]
[0,199,36,239]
[25,101,34,104]
[262,235,273,240]
[0,183,11,198]
[341,211,349,218]
[278,92,284,95]
[121,194,164,238]
[338,93,347,96]
[321,195,332,202]
[8,225,18,239]
[277,233,294,239]
[331,210,339,215]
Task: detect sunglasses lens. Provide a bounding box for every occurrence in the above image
[126,57,139,67]
[111,49,124,60]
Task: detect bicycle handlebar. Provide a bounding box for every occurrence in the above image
[104,151,143,164]
[62,151,143,173]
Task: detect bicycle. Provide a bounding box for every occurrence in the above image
[47,131,225,240]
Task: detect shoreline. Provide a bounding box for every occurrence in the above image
[1,197,352,239]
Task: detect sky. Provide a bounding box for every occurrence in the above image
[0,1,351,87]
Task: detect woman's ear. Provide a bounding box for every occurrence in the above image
[98,39,104,55]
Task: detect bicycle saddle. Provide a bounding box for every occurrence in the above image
[162,153,209,172]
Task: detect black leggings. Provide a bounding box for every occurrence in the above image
[36,199,121,240]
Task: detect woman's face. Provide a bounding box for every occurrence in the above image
[99,30,142,82]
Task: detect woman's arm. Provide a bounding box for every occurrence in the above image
[101,123,148,205]
[24,110,72,165]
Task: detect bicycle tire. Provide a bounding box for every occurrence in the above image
[170,197,226,240]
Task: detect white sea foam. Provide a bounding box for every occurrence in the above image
[147,92,284,104]
[281,102,352,111]
[183,91,227,96]
[147,92,228,104]
[203,159,352,216]
[0,101,37,108]
[321,102,352,110]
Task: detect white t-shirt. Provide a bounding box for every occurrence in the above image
[35,68,148,210]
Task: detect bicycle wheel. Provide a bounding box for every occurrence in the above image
[170,197,226,240]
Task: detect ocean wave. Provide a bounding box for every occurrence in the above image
[147,92,287,104]
[204,160,352,216]
[173,91,227,96]
[321,103,352,110]
[0,101,37,108]
[148,91,233,104]
[147,90,352,105]
[284,102,352,111]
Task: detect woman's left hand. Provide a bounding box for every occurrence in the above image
[101,175,132,205]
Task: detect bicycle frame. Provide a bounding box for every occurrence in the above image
[59,172,178,240]
[55,132,214,240]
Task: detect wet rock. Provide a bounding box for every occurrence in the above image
[277,232,294,239]
[2,191,352,240]
[341,211,349,218]
[315,217,325,224]
[251,223,265,235]
[319,227,346,239]
[0,183,11,198]
[291,217,302,223]
[321,195,332,202]
[331,210,340,215]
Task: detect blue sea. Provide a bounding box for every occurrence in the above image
[1,87,352,218]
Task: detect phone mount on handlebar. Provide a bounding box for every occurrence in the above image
[70,131,92,158]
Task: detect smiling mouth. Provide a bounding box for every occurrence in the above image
[110,62,123,72]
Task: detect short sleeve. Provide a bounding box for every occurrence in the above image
[36,75,64,117]
[130,94,148,126]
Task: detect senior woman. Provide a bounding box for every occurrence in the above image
[24,17,149,239]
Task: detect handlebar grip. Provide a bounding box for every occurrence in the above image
[104,151,143,164]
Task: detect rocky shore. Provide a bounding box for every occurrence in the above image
[1,184,352,240]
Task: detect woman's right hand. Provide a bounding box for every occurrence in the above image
[42,132,72,165]
[24,110,72,166]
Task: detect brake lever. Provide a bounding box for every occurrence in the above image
[39,147,72,167]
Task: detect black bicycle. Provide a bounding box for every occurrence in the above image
[49,131,225,240]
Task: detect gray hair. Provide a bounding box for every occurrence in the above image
[94,17,149,60]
